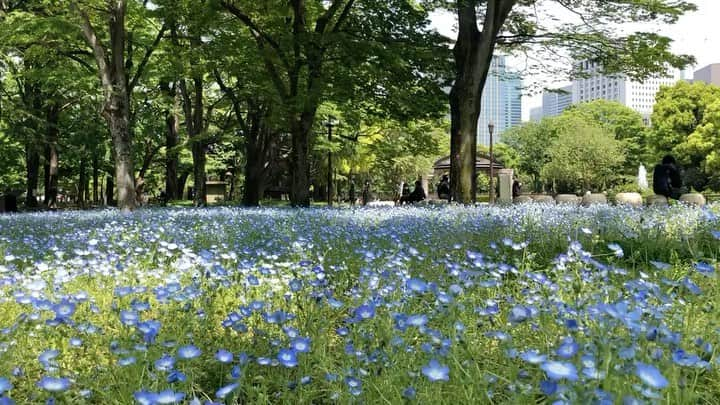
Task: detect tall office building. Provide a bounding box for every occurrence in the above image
[529,106,543,122]
[694,63,720,86]
[477,55,522,146]
[572,60,676,124]
[541,85,573,117]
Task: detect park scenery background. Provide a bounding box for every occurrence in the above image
[0,204,719,404]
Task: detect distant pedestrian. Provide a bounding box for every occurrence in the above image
[362,181,371,206]
[653,155,683,200]
[401,180,426,204]
[436,174,450,201]
[512,179,522,199]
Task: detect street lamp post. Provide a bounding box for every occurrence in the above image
[324,116,338,206]
[488,121,495,204]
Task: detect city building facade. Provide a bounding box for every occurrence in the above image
[477,55,522,146]
[693,63,720,86]
[571,60,676,124]
[541,85,573,118]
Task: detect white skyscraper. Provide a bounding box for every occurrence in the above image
[572,60,677,124]
[477,55,522,146]
[541,85,573,117]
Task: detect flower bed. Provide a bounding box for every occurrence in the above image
[0,204,718,404]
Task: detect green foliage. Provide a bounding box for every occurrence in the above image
[541,117,626,193]
[650,81,720,191]
[360,119,448,196]
[502,119,561,192]
[0,124,24,191]
[561,100,649,172]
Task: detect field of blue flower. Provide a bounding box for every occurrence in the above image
[0,203,719,404]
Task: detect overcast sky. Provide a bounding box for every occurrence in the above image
[430,1,720,120]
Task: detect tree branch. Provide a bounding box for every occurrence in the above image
[72,2,112,88]
[128,22,167,93]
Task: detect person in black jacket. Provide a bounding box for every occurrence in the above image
[653,155,683,200]
[436,174,450,201]
[401,180,426,204]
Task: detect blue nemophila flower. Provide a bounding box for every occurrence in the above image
[556,338,579,358]
[345,376,362,396]
[540,361,578,381]
[291,337,311,353]
[120,310,139,326]
[167,370,187,384]
[38,350,59,369]
[69,337,83,347]
[406,278,428,293]
[52,300,76,319]
[649,260,671,271]
[354,304,375,320]
[618,346,636,360]
[407,314,428,327]
[540,380,557,395]
[134,391,156,405]
[155,389,185,404]
[154,354,175,371]
[215,349,233,363]
[289,279,302,292]
[520,350,547,364]
[0,377,12,394]
[177,345,201,360]
[635,362,668,389]
[422,359,449,382]
[118,357,136,366]
[711,230,720,240]
[403,386,416,399]
[694,262,715,277]
[672,349,707,368]
[508,306,530,324]
[278,348,298,367]
[0,397,14,405]
[607,243,624,258]
[37,376,71,392]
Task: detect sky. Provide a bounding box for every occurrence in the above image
[430,0,720,120]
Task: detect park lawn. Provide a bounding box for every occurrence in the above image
[0,204,719,404]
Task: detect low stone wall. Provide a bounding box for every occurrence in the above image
[614,192,643,207]
[582,193,607,207]
[555,194,581,205]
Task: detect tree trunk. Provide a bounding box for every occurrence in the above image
[191,142,207,206]
[92,153,99,203]
[161,80,180,199]
[105,176,114,206]
[44,103,60,208]
[25,145,40,208]
[165,99,180,199]
[449,85,481,203]
[449,1,515,204]
[289,117,311,207]
[76,0,136,211]
[109,107,136,210]
[78,157,87,208]
[178,170,190,200]
[243,143,266,206]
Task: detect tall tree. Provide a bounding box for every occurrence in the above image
[71,1,165,211]
[438,0,696,203]
[218,0,448,206]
